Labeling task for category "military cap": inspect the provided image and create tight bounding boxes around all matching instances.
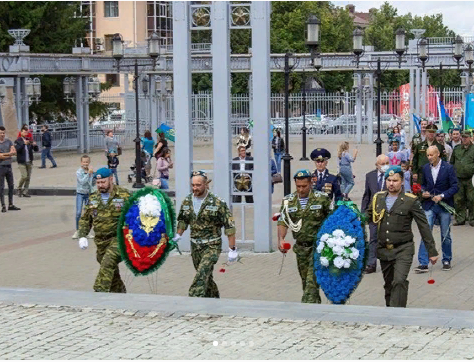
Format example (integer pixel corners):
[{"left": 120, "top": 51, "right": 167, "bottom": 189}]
[
  {"left": 384, "top": 165, "right": 404, "bottom": 179},
  {"left": 94, "top": 167, "right": 112, "bottom": 179},
  {"left": 391, "top": 137, "right": 400, "bottom": 144},
  {"left": 426, "top": 124, "right": 438, "bottom": 133},
  {"left": 191, "top": 170, "right": 208, "bottom": 179},
  {"left": 293, "top": 169, "right": 312, "bottom": 179},
  {"left": 461, "top": 130, "right": 472, "bottom": 137},
  {"left": 310, "top": 148, "right": 331, "bottom": 161}
]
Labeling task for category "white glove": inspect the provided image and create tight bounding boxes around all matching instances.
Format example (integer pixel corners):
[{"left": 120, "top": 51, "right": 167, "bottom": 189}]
[
  {"left": 228, "top": 248, "right": 239, "bottom": 263},
  {"left": 172, "top": 234, "right": 181, "bottom": 243},
  {"left": 78, "top": 237, "right": 88, "bottom": 250}
]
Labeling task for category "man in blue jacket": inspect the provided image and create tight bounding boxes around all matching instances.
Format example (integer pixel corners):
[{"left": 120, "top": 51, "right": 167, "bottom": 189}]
[
  {"left": 310, "top": 148, "right": 342, "bottom": 203},
  {"left": 39, "top": 125, "right": 57, "bottom": 169},
  {"left": 416, "top": 145, "right": 459, "bottom": 273}
]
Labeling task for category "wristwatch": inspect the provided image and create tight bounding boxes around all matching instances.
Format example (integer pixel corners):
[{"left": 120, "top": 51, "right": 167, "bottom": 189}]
[{"left": 440, "top": 194, "right": 444, "bottom": 199}]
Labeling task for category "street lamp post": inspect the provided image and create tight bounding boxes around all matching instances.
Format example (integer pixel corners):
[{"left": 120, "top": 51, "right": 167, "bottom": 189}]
[
  {"left": 353, "top": 27, "right": 406, "bottom": 157},
  {"left": 282, "top": 52, "right": 296, "bottom": 196},
  {"left": 112, "top": 32, "right": 160, "bottom": 189},
  {"left": 301, "top": 14, "right": 321, "bottom": 161}
]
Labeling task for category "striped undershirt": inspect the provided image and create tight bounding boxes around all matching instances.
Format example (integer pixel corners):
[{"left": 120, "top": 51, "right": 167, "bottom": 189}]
[{"left": 299, "top": 197, "right": 309, "bottom": 210}]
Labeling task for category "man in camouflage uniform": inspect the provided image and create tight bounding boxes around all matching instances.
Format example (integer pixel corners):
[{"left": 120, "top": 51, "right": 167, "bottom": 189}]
[
  {"left": 78, "top": 167, "right": 131, "bottom": 293},
  {"left": 412, "top": 124, "right": 447, "bottom": 184},
  {"left": 174, "top": 171, "right": 236, "bottom": 298},
  {"left": 450, "top": 130, "right": 474, "bottom": 226},
  {"left": 411, "top": 118, "right": 428, "bottom": 154},
  {"left": 277, "top": 169, "right": 331, "bottom": 303},
  {"left": 366, "top": 166, "right": 438, "bottom": 308}
]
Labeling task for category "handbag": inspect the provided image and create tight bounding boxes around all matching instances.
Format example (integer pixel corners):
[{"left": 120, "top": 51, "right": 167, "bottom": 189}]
[
  {"left": 272, "top": 173, "right": 283, "bottom": 184},
  {"left": 117, "top": 146, "right": 122, "bottom": 156}
]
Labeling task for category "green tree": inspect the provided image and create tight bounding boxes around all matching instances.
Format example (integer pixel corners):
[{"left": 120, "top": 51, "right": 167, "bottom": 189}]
[{"left": 0, "top": 1, "right": 111, "bottom": 123}]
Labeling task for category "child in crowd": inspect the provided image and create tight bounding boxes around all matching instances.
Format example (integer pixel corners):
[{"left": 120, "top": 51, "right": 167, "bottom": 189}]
[
  {"left": 73, "top": 155, "right": 94, "bottom": 239},
  {"left": 107, "top": 153, "right": 120, "bottom": 185},
  {"left": 388, "top": 139, "right": 407, "bottom": 166},
  {"left": 400, "top": 161, "right": 411, "bottom": 193}
]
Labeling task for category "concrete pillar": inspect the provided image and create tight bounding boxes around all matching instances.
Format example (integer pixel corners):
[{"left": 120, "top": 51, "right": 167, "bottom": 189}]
[
  {"left": 212, "top": 1, "right": 232, "bottom": 251},
  {"left": 415, "top": 68, "right": 421, "bottom": 119},
  {"left": 150, "top": 76, "right": 158, "bottom": 142},
  {"left": 409, "top": 68, "right": 415, "bottom": 139},
  {"left": 367, "top": 73, "right": 374, "bottom": 144},
  {"left": 173, "top": 1, "right": 193, "bottom": 252},
  {"left": 15, "top": 77, "right": 22, "bottom": 129},
  {"left": 421, "top": 69, "right": 427, "bottom": 118},
  {"left": 251, "top": 0, "right": 271, "bottom": 252},
  {"left": 83, "top": 76, "right": 90, "bottom": 153},
  {"left": 76, "top": 76, "right": 84, "bottom": 153},
  {"left": 21, "top": 78, "right": 29, "bottom": 126},
  {"left": 355, "top": 73, "right": 362, "bottom": 144}
]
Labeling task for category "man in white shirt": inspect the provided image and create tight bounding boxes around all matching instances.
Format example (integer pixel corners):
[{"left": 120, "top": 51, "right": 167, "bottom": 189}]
[{"left": 232, "top": 145, "right": 254, "bottom": 203}]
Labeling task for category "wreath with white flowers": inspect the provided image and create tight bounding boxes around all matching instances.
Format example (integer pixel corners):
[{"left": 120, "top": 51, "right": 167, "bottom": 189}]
[{"left": 317, "top": 229, "right": 360, "bottom": 271}]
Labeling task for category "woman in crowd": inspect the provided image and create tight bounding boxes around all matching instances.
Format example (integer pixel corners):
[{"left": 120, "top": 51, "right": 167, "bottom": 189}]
[
  {"left": 156, "top": 147, "right": 173, "bottom": 190},
  {"left": 337, "top": 141, "right": 357, "bottom": 200},
  {"left": 153, "top": 131, "right": 168, "bottom": 160},
  {"left": 237, "top": 127, "right": 252, "bottom": 157},
  {"left": 271, "top": 129, "right": 284, "bottom": 174},
  {"left": 141, "top": 130, "right": 155, "bottom": 177}
]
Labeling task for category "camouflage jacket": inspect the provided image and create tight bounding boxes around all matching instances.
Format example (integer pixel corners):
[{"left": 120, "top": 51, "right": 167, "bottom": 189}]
[
  {"left": 450, "top": 143, "right": 474, "bottom": 179},
  {"left": 277, "top": 190, "right": 331, "bottom": 244},
  {"left": 78, "top": 185, "right": 131, "bottom": 240},
  {"left": 177, "top": 192, "right": 236, "bottom": 242},
  {"left": 412, "top": 139, "right": 446, "bottom": 175}
]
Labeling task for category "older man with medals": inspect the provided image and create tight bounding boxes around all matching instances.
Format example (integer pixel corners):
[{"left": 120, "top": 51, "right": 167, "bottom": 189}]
[
  {"left": 366, "top": 166, "right": 438, "bottom": 308},
  {"left": 310, "top": 148, "right": 342, "bottom": 203},
  {"left": 277, "top": 169, "right": 331, "bottom": 303}
]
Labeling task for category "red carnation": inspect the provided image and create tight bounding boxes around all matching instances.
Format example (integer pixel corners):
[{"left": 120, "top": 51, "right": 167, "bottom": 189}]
[
  {"left": 282, "top": 242, "right": 291, "bottom": 250},
  {"left": 427, "top": 279, "right": 435, "bottom": 284},
  {"left": 219, "top": 268, "right": 226, "bottom": 273},
  {"left": 412, "top": 183, "right": 422, "bottom": 194}
]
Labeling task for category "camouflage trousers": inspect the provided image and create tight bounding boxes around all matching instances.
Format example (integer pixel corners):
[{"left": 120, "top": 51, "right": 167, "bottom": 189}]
[
  {"left": 293, "top": 243, "right": 321, "bottom": 304},
  {"left": 454, "top": 178, "right": 474, "bottom": 225},
  {"left": 189, "top": 242, "right": 222, "bottom": 298},
  {"left": 94, "top": 237, "right": 126, "bottom": 293}
]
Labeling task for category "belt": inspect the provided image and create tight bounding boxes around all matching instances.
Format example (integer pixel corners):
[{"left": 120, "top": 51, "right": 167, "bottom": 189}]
[
  {"left": 191, "top": 237, "right": 221, "bottom": 245},
  {"left": 296, "top": 241, "right": 313, "bottom": 248},
  {"left": 383, "top": 239, "right": 411, "bottom": 250}
]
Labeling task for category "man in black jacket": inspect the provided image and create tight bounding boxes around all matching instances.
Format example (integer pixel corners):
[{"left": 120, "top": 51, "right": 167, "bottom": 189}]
[
  {"left": 232, "top": 145, "right": 254, "bottom": 203},
  {"left": 39, "top": 125, "right": 57, "bottom": 169},
  {"left": 15, "top": 128, "right": 39, "bottom": 197},
  {"left": 361, "top": 154, "right": 390, "bottom": 274}
]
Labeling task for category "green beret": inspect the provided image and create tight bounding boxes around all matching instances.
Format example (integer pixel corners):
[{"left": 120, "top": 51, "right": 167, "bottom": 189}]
[
  {"left": 436, "top": 129, "right": 445, "bottom": 135},
  {"left": 293, "top": 169, "right": 312, "bottom": 179},
  {"left": 94, "top": 167, "right": 112, "bottom": 179},
  {"left": 384, "top": 166, "right": 404, "bottom": 180},
  {"left": 191, "top": 170, "right": 208, "bottom": 179}
]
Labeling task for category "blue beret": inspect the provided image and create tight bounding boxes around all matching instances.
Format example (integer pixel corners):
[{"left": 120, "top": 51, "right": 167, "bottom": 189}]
[
  {"left": 384, "top": 166, "right": 404, "bottom": 179},
  {"left": 293, "top": 169, "right": 312, "bottom": 179},
  {"left": 310, "top": 148, "right": 331, "bottom": 161},
  {"left": 94, "top": 167, "right": 112, "bottom": 179},
  {"left": 390, "top": 137, "right": 400, "bottom": 144}
]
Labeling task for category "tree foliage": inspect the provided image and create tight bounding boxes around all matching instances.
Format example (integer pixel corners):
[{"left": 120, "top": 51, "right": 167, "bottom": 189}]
[
  {"left": 0, "top": 1, "right": 111, "bottom": 123},
  {"left": 364, "top": 2, "right": 459, "bottom": 90}
]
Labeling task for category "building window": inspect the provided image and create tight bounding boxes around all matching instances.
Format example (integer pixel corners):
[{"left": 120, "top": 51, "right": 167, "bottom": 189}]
[
  {"left": 104, "top": 34, "right": 114, "bottom": 51},
  {"left": 106, "top": 74, "right": 120, "bottom": 87},
  {"left": 104, "top": 1, "right": 119, "bottom": 17}
]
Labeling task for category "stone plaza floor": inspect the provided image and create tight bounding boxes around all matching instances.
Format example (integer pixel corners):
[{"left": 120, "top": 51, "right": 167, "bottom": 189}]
[{"left": 2, "top": 137, "right": 474, "bottom": 359}]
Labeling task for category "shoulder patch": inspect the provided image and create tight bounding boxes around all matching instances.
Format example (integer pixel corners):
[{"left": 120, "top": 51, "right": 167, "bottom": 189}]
[
  {"left": 284, "top": 192, "right": 296, "bottom": 201},
  {"left": 313, "top": 191, "right": 328, "bottom": 198},
  {"left": 405, "top": 192, "right": 417, "bottom": 199}
]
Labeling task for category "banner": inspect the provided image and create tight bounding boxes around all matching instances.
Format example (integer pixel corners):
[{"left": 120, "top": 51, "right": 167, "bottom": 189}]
[
  {"left": 465, "top": 94, "right": 474, "bottom": 131},
  {"left": 437, "top": 94, "right": 455, "bottom": 132},
  {"left": 155, "top": 124, "right": 175, "bottom": 142}
]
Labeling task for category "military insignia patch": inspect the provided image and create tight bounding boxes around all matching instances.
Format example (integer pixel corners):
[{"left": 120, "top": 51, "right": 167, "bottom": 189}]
[{"left": 310, "top": 205, "right": 322, "bottom": 210}]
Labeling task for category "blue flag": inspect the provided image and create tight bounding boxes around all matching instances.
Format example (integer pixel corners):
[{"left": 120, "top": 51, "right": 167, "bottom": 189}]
[
  {"left": 413, "top": 114, "right": 421, "bottom": 133},
  {"left": 155, "top": 124, "right": 175, "bottom": 142},
  {"left": 465, "top": 94, "right": 474, "bottom": 131}
]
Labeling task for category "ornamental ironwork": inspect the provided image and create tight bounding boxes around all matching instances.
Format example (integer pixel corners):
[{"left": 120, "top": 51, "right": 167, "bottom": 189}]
[
  {"left": 191, "top": 5, "right": 211, "bottom": 29},
  {"left": 231, "top": 4, "right": 251, "bottom": 28}
]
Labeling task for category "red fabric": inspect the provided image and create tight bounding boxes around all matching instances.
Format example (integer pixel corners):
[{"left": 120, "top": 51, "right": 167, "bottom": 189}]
[
  {"left": 412, "top": 183, "right": 422, "bottom": 194},
  {"left": 17, "top": 131, "right": 33, "bottom": 141},
  {"left": 123, "top": 227, "right": 168, "bottom": 272}
]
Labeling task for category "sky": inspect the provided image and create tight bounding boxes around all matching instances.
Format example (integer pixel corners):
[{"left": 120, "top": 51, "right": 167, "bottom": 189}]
[{"left": 332, "top": 1, "right": 474, "bottom": 36}]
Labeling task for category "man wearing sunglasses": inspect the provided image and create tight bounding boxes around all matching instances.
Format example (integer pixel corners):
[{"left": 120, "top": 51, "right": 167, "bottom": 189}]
[{"left": 310, "top": 148, "right": 342, "bottom": 203}]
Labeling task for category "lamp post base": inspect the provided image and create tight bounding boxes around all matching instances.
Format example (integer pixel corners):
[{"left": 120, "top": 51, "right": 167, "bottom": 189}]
[
  {"left": 282, "top": 153, "right": 293, "bottom": 196},
  {"left": 375, "top": 138, "right": 383, "bottom": 157},
  {"left": 300, "top": 157, "right": 310, "bottom": 161},
  {"left": 132, "top": 182, "right": 145, "bottom": 189}
]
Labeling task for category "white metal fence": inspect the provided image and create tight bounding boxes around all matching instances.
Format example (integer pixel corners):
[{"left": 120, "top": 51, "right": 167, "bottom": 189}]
[{"left": 38, "top": 88, "right": 465, "bottom": 151}]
